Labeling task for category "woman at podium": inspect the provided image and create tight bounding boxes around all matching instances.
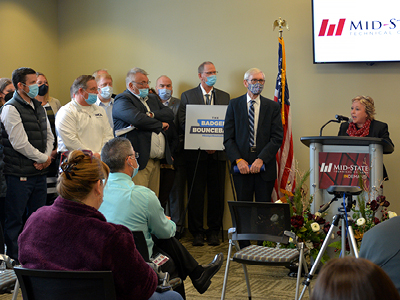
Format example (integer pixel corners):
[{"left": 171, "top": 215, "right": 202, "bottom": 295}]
[{"left": 338, "top": 95, "right": 394, "bottom": 180}]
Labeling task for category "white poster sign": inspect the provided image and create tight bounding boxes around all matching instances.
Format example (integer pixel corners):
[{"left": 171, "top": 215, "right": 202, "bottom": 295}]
[{"left": 184, "top": 105, "right": 228, "bottom": 150}]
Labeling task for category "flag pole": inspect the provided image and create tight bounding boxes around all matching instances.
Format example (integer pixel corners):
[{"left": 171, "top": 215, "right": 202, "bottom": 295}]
[{"left": 273, "top": 17, "right": 289, "bottom": 125}]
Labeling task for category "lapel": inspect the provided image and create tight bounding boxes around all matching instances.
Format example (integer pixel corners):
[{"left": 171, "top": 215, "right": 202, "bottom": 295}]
[
  {"left": 195, "top": 85, "right": 205, "bottom": 105},
  {"left": 258, "top": 96, "right": 268, "bottom": 134},
  {"left": 123, "top": 89, "right": 146, "bottom": 112}
]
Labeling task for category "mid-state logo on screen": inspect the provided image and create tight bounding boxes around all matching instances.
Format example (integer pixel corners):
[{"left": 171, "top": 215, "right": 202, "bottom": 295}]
[
  {"left": 318, "top": 18, "right": 400, "bottom": 37},
  {"left": 318, "top": 19, "right": 346, "bottom": 36}
]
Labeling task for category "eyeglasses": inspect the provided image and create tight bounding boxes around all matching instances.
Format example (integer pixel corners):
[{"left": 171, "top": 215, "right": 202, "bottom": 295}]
[
  {"left": 132, "top": 81, "right": 150, "bottom": 87},
  {"left": 203, "top": 71, "right": 218, "bottom": 76},
  {"left": 128, "top": 152, "right": 139, "bottom": 159},
  {"left": 247, "top": 79, "right": 265, "bottom": 84}
]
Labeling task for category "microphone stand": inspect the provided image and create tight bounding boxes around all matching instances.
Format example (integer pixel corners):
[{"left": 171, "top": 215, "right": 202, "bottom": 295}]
[{"left": 319, "top": 119, "right": 339, "bottom": 136}]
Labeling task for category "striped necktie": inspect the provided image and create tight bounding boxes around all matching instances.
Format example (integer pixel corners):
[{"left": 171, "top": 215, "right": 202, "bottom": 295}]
[{"left": 249, "top": 100, "right": 255, "bottom": 146}]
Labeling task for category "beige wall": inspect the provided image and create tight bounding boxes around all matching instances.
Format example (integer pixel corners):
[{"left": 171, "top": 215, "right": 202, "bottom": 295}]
[{"left": 2, "top": 0, "right": 400, "bottom": 229}]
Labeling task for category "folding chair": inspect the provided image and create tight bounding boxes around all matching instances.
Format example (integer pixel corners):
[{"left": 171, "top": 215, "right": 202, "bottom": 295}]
[
  {"left": 13, "top": 267, "right": 116, "bottom": 300},
  {"left": 221, "top": 201, "right": 308, "bottom": 300}
]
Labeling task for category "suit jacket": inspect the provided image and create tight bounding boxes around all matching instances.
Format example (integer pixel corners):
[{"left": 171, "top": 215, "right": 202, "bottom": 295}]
[
  {"left": 224, "top": 94, "right": 283, "bottom": 181},
  {"left": 113, "top": 90, "right": 174, "bottom": 169},
  {"left": 178, "top": 84, "right": 230, "bottom": 161},
  {"left": 338, "top": 119, "right": 394, "bottom": 180}
]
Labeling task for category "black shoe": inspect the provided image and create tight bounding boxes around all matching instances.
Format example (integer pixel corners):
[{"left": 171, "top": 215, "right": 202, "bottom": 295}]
[
  {"left": 192, "top": 253, "right": 223, "bottom": 294},
  {"left": 192, "top": 234, "right": 204, "bottom": 246},
  {"left": 207, "top": 234, "right": 220, "bottom": 246}
]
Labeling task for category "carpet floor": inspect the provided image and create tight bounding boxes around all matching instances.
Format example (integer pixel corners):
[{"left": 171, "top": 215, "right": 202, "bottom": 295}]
[{"left": 0, "top": 234, "right": 316, "bottom": 300}]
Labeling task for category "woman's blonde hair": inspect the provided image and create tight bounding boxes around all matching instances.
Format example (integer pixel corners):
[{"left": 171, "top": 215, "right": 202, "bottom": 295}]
[
  {"left": 352, "top": 95, "right": 375, "bottom": 120},
  {"left": 57, "top": 150, "right": 109, "bottom": 202}
]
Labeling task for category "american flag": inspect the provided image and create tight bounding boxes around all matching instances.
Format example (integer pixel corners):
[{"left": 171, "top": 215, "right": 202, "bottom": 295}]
[{"left": 272, "top": 37, "right": 296, "bottom": 201}]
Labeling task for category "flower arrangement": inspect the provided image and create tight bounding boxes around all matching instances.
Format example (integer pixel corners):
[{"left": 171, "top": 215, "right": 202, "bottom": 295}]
[{"left": 267, "top": 167, "right": 331, "bottom": 263}]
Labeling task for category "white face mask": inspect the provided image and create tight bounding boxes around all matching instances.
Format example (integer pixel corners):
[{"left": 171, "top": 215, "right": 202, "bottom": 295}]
[{"left": 100, "top": 86, "right": 113, "bottom": 100}]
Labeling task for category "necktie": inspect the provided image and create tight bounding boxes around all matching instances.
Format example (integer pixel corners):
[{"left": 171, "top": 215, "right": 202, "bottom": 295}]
[
  {"left": 249, "top": 100, "right": 255, "bottom": 146},
  {"left": 206, "top": 94, "right": 211, "bottom": 105}
]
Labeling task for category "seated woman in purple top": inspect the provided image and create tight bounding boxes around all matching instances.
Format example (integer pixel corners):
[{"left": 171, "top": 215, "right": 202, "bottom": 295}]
[{"left": 18, "top": 150, "right": 182, "bottom": 300}]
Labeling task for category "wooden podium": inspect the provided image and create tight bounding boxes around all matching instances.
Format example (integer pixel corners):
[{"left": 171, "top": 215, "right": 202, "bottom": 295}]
[{"left": 301, "top": 136, "right": 394, "bottom": 212}]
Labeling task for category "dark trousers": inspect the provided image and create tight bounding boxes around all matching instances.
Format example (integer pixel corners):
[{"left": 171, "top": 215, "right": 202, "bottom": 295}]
[
  {"left": 232, "top": 153, "right": 275, "bottom": 203},
  {"left": 159, "top": 167, "right": 176, "bottom": 210},
  {"left": 186, "top": 155, "right": 225, "bottom": 236},
  {"left": 153, "top": 236, "right": 198, "bottom": 299},
  {"left": 4, "top": 175, "right": 47, "bottom": 260},
  {"left": 169, "top": 163, "right": 186, "bottom": 228}
]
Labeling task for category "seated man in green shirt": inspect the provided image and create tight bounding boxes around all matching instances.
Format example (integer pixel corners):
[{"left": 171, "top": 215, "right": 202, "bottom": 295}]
[{"left": 99, "top": 137, "right": 223, "bottom": 299}]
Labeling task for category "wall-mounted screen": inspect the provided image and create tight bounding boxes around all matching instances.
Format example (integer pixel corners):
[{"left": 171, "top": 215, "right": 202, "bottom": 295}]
[{"left": 312, "top": 0, "right": 400, "bottom": 63}]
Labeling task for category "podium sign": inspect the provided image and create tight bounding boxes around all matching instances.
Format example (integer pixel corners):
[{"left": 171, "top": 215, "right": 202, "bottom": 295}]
[
  {"left": 184, "top": 105, "right": 228, "bottom": 151},
  {"left": 318, "top": 152, "right": 370, "bottom": 189}
]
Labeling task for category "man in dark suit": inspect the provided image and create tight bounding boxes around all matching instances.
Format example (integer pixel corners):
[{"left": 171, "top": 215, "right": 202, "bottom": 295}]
[
  {"left": 179, "top": 61, "right": 230, "bottom": 246},
  {"left": 156, "top": 76, "right": 185, "bottom": 228},
  {"left": 112, "top": 68, "right": 174, "bottom": 196},
  {"left": 224, "top": 68, "right": 283, "bottom": 203}
]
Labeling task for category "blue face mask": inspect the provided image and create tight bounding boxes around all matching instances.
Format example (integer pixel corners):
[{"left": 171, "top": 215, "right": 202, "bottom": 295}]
[
  {"left": 22, "top": 83, "right": 39, "bottom": 98},
  {"left": 205, "top": 75, "right": 217, "bottom": 87},
  {"left": 158, "top": 88, "right": 172, "bottom": 101},
  {"left": 85, "top": 92, "right": 98, "bottom": 105},
  {"left": 100, "top": 86, "right": 113, "bottom": 100},
  {"left": 138, "top": 88, "right": 149, "bottom": 99},
  {"left": 248, "top": 83, "right": 264, "bottom": 95},
  {"left": 128, "top": 159, "right": 139, "bottom": 178}
]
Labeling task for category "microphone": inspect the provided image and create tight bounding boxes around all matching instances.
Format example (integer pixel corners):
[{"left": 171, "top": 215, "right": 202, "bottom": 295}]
[{"left": 335, "top": 115, "right": 349, "bottom": 122}]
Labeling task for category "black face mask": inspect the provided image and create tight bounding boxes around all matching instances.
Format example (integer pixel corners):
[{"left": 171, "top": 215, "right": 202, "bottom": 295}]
[
  {"left": 4, "top": 91, "right": 14, "bottom": 102},
  {"left": 38, "top": 84, "right": 49, "bottom": 96}
]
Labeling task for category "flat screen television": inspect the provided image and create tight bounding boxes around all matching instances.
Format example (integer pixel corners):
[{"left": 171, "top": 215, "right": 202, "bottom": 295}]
[{"left": 312, "top": 0, "right": 400, "bottom": 64}]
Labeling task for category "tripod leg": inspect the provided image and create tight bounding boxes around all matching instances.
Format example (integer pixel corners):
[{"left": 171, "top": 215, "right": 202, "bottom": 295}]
[
  {"left": 298, "top": 214, "right": 340, "bottom": 300},
  {"left": 347, "top": 225, "right": 359, "bottom": 258}
]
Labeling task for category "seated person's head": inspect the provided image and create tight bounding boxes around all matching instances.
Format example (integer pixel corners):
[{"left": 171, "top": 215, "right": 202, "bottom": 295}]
[
  {"left": 101, "top": 137, "right": 138, "bottom": 175},
  {"left": 58, "top": 150, "right": 109, "bottom": 208},
  {"left": 311, "top": 257, "right": 400, "bottom": 300}
]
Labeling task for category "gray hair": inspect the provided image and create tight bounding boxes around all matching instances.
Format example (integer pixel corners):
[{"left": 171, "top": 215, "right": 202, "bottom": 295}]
[
  {"left": 101, "top": 137, "right": 133, "bottom": 173},
  {"left": 198, "top": 61, "right": 214, "bottom": 74},
  {"left": 244, "top": 68, "right": 264, "bottom": 80},
  {"left": 125, "top": 68, "right": 148, "bottom": 87},
  {"left": 70, "top": 75, "right": 95, "bottom": 98}
]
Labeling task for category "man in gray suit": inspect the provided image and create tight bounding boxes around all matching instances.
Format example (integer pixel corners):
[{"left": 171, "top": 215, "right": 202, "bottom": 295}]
[
  {"left": 155, "top": 76, "right": 185, "bottom": 227},
  {"left": 178, "top": 61, "right": 230, "bottom": 246}
]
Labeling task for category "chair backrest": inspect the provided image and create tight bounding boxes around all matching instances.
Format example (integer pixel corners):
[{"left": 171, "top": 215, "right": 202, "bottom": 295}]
[
  {"left": 13, "top": 267, "right": 116, "bottom": 300},
  {"left": 228, "top": 201, "right": 291, "bottom": 244},
  {"left": 132, "top": 231, "right": 150, "bottom": 262}
]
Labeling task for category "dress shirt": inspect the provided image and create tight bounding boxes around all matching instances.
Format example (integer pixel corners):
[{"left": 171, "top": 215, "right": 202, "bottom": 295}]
[
  {"left": 247, "top": 94, "right": 260, "bottom": 146},
  {"left": 1, "top": 100, "right": 54, "bottom": 163},
  {"left": 99, "top": 172, "right": 176, "bottom": 257},
  {"left": 95, "top": 97, "right": 114, "bottom": 129},
  {"left": 130, "top": 91, "right": 165, "bottom": 159},
  {"left": 200, "top": 84, "right": 214, "bottom": 105},
  {"left": 55, "top": 99, "right": 114, "bottom": 153}
]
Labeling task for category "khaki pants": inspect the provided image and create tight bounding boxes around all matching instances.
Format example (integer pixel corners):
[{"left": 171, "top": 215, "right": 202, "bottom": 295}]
[{"left": 133, "top": 159, "right": 160, "bottom": 197}]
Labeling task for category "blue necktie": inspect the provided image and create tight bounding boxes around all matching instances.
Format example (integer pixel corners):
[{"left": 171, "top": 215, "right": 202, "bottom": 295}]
[{"left": 249, "top": 100, "right": 255, "bottom": 146}]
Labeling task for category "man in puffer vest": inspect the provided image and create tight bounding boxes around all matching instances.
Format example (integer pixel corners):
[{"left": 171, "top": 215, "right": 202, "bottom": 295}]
[{"left": 0, "top": 67, "right": 54, "bottom": 261}]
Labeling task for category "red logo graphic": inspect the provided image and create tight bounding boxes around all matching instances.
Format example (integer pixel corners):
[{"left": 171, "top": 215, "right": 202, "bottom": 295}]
[{"left": 319, "top": 19, "right": 346, "bottom": 36}]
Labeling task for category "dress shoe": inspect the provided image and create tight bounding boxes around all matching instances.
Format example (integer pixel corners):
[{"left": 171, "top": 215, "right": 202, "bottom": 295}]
[
  {"left": 192, "top": 234, "right": 204, "bottom": 246},
  {"left": 192, "top": 253, "right": 223, "bottom": 294},
  {"left": 207, "top": 234, "right": 220, "bottom": 246}
]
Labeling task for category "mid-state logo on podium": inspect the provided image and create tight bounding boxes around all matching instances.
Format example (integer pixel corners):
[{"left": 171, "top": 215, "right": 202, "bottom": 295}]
[
  {"left": 318, "top": 152, "right": 370, "bottom": 189},
  {"left": 318, "top": 19, "right": 346, "bottom": 36}
]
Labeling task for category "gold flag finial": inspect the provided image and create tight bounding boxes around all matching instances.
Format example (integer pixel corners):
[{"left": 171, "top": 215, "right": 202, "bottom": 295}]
[{"left": 273, "top": 17, "right": 289, "bottom": 38}]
